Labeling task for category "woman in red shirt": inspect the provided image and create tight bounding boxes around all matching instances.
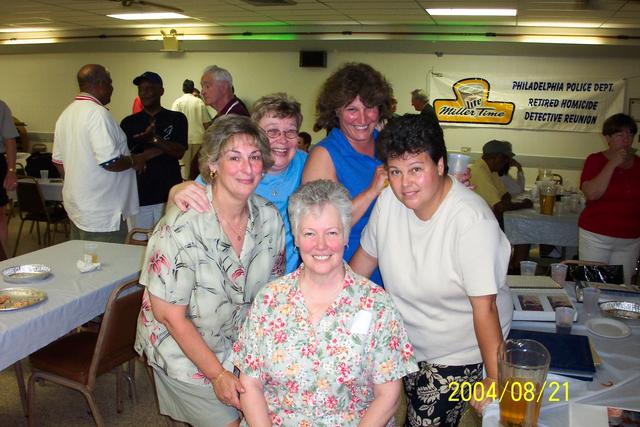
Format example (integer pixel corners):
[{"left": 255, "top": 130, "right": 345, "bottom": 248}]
[{"left": 579, "top": 113, "right": 640, "bottom": 284}]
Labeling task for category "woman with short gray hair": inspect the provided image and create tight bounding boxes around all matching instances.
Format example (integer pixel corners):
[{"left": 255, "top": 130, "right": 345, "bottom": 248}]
[
  {"left": 233, "top": 180, "right": 417, "bottom": 426},
  {"left": 172, "top": 92, "right": 310, "bottom": 274},
  {"left": 136, "top": 115, "right": 285, "bottom": 427}
]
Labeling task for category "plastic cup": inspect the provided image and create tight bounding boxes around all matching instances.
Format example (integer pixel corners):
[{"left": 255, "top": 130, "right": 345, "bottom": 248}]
[
  {"left": 498, "top": 339, "right": 550, "bottom": 427},
  {"left": 447, "top": 153, "right": 471, "bottom": 181},
  {"left": 550, "top": 263, "right": 568, "bottom": 285},
  {"left": 582, "top": 287, "right": 601, "bottom": 319},
  {"left": 520, "top": 261, "right": 537, "bottom": 276},
  {"left": 537, "top": 181, "right": 556, "bottom": 215},
  {"left": 40, "top": 170, "right": 49, "bottom": 180},
  {"left": 83, "top": 242, "right": 98, "bottom": 264},
  {"left": 555, "top": 307, "right": 574, "bottom": 334}
]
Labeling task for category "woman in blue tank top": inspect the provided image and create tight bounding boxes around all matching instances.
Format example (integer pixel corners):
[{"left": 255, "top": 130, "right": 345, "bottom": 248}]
[{"left": 301, "top": 63, "right": 394, "bottom": 286}]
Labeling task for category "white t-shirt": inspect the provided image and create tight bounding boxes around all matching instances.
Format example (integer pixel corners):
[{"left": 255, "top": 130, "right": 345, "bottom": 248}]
[
  {"left": 171, "top": 93, "right": 208, "bottom": 146},
  {"left": 52, "top": 93, "right": 139, "bottom": 232},
  {"left": 360, "top": 177, "right": 513, "bottom": 365}
]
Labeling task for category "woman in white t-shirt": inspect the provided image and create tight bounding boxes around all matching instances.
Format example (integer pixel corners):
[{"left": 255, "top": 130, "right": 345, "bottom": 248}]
[{"left": 350, "top": 114, "right": 512, "bottom": 427}]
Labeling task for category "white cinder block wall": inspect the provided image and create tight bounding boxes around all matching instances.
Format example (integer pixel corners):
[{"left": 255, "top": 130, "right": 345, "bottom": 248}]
[{"left": 1, "top": 50, "right": 639, "bottom": 189}]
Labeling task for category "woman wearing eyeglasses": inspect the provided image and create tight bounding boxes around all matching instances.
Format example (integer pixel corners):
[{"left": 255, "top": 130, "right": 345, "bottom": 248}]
[
  {"left": 170, "top": 93, "right": 307, "bottom": 273},
  {"left": 579, "top": 113, "right": 640, "bottom": 284}
]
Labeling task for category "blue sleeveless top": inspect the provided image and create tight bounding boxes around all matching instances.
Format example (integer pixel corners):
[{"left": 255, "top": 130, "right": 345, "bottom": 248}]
[
  {"left": 318, "top": 128, "right": 383, "bottom": 286},
  {"left": 256, "top": 150, "right": 308, "bottom": 274}
]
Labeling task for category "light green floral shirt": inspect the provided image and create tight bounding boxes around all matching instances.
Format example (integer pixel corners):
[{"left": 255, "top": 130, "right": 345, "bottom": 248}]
[
  {"left": 233, "top": 263, "right": 418, "bottom": 426},
  {"left": 135, "top": 187, "right": 285, "bottom": 385}
]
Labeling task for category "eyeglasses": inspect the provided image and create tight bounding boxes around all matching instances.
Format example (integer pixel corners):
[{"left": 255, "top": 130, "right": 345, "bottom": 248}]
[{"left": 265, "top": 128, "right": 298, "bottom": 140}]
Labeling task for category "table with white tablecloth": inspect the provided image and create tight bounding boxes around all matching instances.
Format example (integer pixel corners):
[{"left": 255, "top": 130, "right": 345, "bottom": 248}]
[
  {"left": 0, "top": 240, "right": 145, "bottom": 370},
  {"left": 482, "top": 283, "right": 640, "bottom": 426}
]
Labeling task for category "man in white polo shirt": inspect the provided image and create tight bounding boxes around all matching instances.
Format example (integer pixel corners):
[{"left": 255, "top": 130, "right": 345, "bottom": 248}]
[{"left": 52, "top": 64, "right": 145, "bottom": 243}]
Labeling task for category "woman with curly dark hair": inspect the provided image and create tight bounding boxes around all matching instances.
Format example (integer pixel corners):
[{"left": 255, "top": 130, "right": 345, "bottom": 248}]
[
  {"left": 351, "top": 114, "right": 512, "bottom": 426},
  {"left": 302, "top": 62, "right": 394, "bottom": 285}
]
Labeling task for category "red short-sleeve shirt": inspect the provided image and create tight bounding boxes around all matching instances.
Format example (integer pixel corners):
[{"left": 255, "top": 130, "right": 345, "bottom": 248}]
[{"left": 578, "top": 152, "right": 640, "bottom": 238}]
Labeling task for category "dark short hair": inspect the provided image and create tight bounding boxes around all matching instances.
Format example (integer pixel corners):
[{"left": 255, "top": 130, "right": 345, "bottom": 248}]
[
  {"left": 182, "top": 79, "right": 195, "bottom": 93},
  {"left": 299, "top": 131, "right": 312, "bottom": 145},
  {"left": 377, "top": 114, "right": 448, "bottom": 173},
  {"left": 314, "top": 62, "right": 394, "bottom": 131},
  {"left": 602, "top": 113, "right": 637, "bottom": 136}
]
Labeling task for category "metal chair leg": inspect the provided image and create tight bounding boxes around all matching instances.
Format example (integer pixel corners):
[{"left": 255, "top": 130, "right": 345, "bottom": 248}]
[
  {"left": 13, "top": 361, "right": 28, "bottom": 417},
  {"left": 12, "top": 218, "right": 26, "bottom": 257}
]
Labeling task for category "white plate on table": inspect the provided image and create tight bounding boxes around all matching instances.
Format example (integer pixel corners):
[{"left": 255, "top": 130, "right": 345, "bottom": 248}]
[{"left": 586, "top": 317, "right": 631, "bottom": 338}]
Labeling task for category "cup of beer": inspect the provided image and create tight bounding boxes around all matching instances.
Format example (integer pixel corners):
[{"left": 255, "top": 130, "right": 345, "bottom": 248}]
[
  {"left": 498, "top": 339, "right": 550, "bottom": 427},
  {"left": 537, "top": 181, "right": 556, "bottom": 215}
]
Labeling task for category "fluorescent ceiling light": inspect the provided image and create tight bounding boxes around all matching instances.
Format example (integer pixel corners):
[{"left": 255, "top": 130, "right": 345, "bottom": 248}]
[
  {"left": 427, "top": 8, "right": 517, "bottom": 16},
  {"left": 108, "top": 12, "right": 190, "bottom": 20},
  {"left": 520, "top": 35, "right": 603, "bottom": 45},
  {"left": 3, "top": 38, "right": 56, "bottom": 45}
]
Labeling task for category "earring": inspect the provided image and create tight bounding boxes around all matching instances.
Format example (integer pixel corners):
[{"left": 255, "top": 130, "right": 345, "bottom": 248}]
[{"left": 210, "top": 170, "right": 217, "bottom": 180}]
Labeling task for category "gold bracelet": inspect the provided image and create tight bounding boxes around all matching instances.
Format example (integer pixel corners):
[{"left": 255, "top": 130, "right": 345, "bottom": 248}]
[{"left": 128, "top": 155, "right": 134, "bottom": 169}]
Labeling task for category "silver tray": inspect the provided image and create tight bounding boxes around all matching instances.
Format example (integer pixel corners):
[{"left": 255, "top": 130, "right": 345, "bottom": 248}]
[
  {"left": 0, "top": 287, "right": 47, "bottom": 311},
  {"left": 2, "top": 264, "right": 52, "bottom": 283},
  {"left": 599, "top": 301, "right": 640, "bottom": 320}
]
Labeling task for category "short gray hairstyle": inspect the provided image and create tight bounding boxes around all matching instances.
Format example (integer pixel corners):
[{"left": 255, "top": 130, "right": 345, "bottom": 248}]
[
  {"left": 198, "top": 115, "right": 273, "bottom": 183},
  {"left": 288, "top": 180, "right": 352, "bottom": 242},
  {"left": 411, "top": 88, "right": 428, "bottom": 103},
  {"left": 251, "top": 92, "right": 303, "bottom": 129},
  {"left": 202, "top": 65, "right": 233, "bottom": 87}
]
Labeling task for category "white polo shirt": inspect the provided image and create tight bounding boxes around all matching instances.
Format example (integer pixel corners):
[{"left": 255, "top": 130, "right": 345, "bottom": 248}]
[{"left": 52, "top": 93, "right": 139, "bottom": 232}]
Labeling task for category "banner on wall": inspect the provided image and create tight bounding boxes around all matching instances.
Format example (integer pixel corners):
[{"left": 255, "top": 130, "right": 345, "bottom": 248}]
[{"left": 430, "top": 74, "right": 625, "bottom": 133}]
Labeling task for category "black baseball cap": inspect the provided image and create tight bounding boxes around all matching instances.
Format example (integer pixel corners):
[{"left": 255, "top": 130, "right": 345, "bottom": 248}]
[{"left": 133, "top": 71, "right": 163, "bottom": 86}]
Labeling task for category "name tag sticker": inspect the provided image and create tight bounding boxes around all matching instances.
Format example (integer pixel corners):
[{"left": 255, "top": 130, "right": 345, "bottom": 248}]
[{"left": 350, "top": 310, "right": 372, "bottom": 334}]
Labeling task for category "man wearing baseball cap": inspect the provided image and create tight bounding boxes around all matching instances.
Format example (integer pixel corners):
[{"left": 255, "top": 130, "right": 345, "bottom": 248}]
[
  {"left": 470, "top": 140, "right": 533, "bottom": 223},
  {"left": 120, "top": 71, "right": 187, "bottom": 229}
]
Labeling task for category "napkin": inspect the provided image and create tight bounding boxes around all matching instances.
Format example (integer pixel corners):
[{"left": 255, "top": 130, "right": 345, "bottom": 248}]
[{"left": 76, "top": 259, "right": 101, "bottom": 273}]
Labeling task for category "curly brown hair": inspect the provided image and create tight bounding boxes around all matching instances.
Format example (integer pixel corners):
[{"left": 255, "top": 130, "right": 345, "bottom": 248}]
[{"left": 314, "top": 63, "right": 394, "bottom": 131}]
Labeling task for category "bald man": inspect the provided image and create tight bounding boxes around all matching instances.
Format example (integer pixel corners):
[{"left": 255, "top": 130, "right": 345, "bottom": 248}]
[{"left": 52, "top": 64, "right": 146, "bottom": 243}]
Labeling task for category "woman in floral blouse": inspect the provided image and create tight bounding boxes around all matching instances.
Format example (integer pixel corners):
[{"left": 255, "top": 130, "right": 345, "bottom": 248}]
[
  {"left": 233, "top": 180, "right": 417, "bottom": 427},
  {"left": 135, "top": 115, "right": 285, "bottom": 427}
]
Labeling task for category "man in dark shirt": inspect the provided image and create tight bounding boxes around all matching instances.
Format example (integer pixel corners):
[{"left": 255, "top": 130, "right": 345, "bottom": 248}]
[
  {"left": 189, "top": 65, "right": 249, "bottom": 179},
  {"left": 120, "top": 71, "right": 187, "bottom": 229}
]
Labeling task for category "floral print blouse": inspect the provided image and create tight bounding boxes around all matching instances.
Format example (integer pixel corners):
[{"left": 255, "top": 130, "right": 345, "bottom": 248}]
[
  {"left": 232, "top": 263, "right": 417, "bottom": 427},
  {"left": 135, "top": 188, "right": 285, "bottom": 385}
]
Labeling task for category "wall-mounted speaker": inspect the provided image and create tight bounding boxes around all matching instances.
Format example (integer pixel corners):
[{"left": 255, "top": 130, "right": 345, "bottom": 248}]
[{"left": 299, "top": 50, "right": 327, "bottom": 68}]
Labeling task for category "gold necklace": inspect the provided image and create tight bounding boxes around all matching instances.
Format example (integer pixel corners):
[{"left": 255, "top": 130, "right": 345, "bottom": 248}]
[{"left": 216, "top": 206, "right": 248, "bottom": 243}]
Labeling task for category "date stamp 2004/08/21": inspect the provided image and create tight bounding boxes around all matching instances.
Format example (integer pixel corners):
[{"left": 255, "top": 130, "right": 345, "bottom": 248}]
[{"left": 448, "top": 380, "right": 570, "bottom": 403}]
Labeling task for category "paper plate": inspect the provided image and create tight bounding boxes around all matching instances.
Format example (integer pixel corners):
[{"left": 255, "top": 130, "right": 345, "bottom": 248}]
[{"left": 586, "top": 317, "right": 631, "bottom": 339}]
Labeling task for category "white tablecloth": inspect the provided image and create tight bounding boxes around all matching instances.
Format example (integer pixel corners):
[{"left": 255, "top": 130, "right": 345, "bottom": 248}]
[
  {"left": 483, "top": 283, "right": 640, "bottom": 426},
  {"left": 9, "top": 178, "right": 63, "bottom": 202},
  {"left": 504, "top": 208, "right": 579, "bottom": 247},
  {"left": 0, "top": 240, "right": 145, "bottom": 370},
  {"left": 37, "top": 179, "right": 63, "bottom": 202}
]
